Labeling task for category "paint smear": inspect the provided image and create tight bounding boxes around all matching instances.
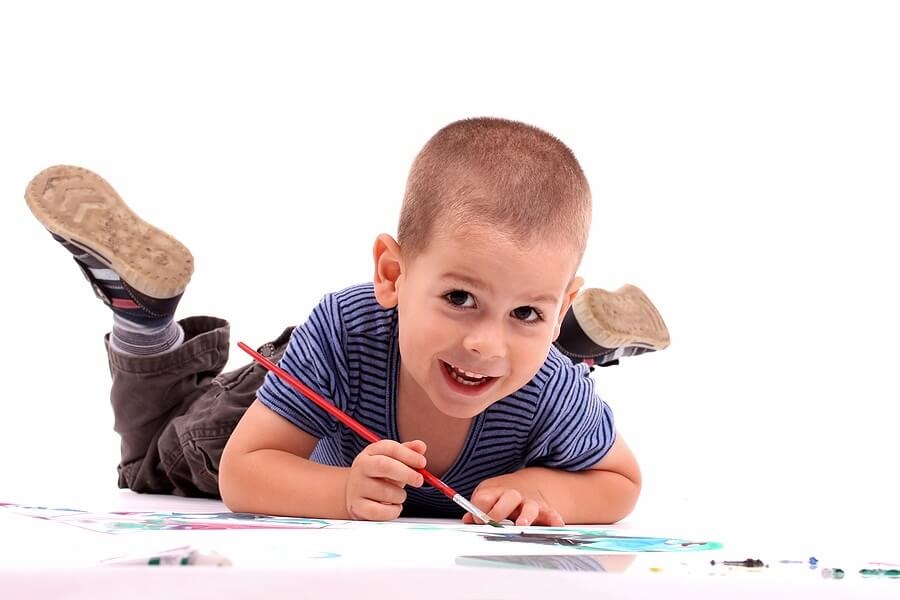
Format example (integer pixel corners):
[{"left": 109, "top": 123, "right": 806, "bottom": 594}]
[
  {"left": 0, "top": 503, "right": 335, "bottom": 533},
  {"left": 479, "top": 529, "right": 723, "bottom": 552},
  {"left": 456, "top": 553, "right": 635, "bottom": 572}
]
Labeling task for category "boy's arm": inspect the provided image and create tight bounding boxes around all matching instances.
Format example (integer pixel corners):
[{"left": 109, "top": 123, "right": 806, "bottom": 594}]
[
  {"left": 464, "top": 434, "right": 641, "bottom": 525},
  {"left": 220, "top": 400, "right": 426, "bottom": 519},
  {"left": 219, "top": 400, "right": 352, "bottom": 518}
]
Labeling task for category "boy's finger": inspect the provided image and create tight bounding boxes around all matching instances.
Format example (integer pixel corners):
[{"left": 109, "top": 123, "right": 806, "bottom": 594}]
[
  {"left": 515, "top": 500, "right": 540, "bottom": 526},
  {"left": 366, "top": 440, "right": 427, "bottom": 469},
  {"left": 485, "top": 489, "right": 523, "bottom": 522},
  {"left": 401, "top": 439, "right": 427, "bottom": 455},
  {"left": 360, "top": 479, "right": 408, "bottom": 506},
  {"left": 535, "top": 507, "right": 565, "bottom": 527},
  {"left": 349, "top": 497, "right": 403, "bottom": 522},
  {"left": 363, "top": 454, "right": 424, "bottom": 488},
  {"left": 470, "top": 486, "right": 505, "bottom": 512}
]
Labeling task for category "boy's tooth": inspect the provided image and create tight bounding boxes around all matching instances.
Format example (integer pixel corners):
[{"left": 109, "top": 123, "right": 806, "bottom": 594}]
[
  {"left": 454, "top": 365, "right": 485, "bottom": 379},
  {"left": 447, "top": 362, "right": 489, "bottom": 381},
  {"left": 447, "top": 365, "right": 488, "bottom": 386}
]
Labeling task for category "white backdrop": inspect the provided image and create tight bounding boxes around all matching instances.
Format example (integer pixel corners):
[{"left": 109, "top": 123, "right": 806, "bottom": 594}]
[{"left": 1, "top": 1, "right": 898, "bottom": 535}]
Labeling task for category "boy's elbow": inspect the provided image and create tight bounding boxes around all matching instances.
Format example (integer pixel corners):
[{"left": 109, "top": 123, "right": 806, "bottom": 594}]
[
  {"left": 615, "top": 462, "right": 642, "bottom": 520},
  {"left": 218, "top": 441, "right": 248, "bottom": 512},
  {"left": 610, "top": 477, "right": 642, "bottom": 523},
  {"left": 592, "top": 469, "right": 641, "bottom": 524}
]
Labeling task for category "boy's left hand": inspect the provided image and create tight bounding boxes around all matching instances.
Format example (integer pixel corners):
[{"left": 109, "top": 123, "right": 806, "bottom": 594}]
[{"left": 461, "top": 473, "right": 565, "bottom": 526}]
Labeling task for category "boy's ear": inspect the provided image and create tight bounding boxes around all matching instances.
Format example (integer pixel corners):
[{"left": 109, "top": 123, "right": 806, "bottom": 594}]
[
  {"left": 554, "top": 276, "right": 584, "bottom": 342},
  {"left": 373, "top": 233, "right": 403, "bottom": 308}
]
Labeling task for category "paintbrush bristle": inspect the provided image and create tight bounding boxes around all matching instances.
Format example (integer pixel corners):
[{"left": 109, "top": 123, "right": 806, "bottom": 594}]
[{"left": 453, "top": 494, "right": 504, "bottom": 528}]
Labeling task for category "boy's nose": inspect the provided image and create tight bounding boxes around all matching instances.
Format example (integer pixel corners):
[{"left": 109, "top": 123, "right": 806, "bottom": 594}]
[{"left": 462, "top": 320, "right": 506, "bottom": 359}]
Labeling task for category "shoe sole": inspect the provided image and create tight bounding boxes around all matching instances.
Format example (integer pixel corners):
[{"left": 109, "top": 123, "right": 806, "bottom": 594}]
[
  {"left": 573, "top": 284, "right": 671, "bottom": 351},
  {"left": 25, "top": 165, "right": 193, "bottom": 299}
]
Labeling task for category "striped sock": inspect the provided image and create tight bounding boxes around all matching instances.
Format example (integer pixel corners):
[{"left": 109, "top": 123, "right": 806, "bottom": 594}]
[{"left": 110, "top": 313, "right": 185, "bottom": 356}]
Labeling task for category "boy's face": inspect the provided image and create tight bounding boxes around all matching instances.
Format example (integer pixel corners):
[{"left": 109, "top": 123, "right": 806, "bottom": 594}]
[{"left": 383, "top": 228, "right": 582, "bottom": 420}]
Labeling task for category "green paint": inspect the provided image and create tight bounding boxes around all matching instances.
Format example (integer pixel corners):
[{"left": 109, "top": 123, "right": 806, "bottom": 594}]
[{"left": 859, "top": 568, "right": 900, "bottom": 578}]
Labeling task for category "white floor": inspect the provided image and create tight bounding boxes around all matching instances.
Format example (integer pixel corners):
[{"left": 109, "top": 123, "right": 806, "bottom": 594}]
[{"left": 2, "top": 490, "right": 899, "bottom": 599}]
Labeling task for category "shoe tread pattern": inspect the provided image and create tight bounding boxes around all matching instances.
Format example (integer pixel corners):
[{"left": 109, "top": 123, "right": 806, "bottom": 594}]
[
  {"left": 574, "top": 284, "right": 670, "bottom": 350},
  {"left": 25, "top": 165, "right": 193, "bottom": 299}
]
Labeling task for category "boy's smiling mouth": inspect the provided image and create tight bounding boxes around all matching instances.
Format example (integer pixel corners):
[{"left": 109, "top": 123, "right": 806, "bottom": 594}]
[{"left": 440, "top": 360, "right": 496, "bottom": 387}]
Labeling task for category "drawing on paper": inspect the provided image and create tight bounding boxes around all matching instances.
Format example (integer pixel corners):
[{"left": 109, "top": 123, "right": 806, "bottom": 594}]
[
  {"left": 456, "top": 553, "right": 637, "bottom": 572},
  {"left": 1, "top": 502, "right": 721, "bottom": 555},
  {"left": 0, "top": 502, "right": 338, "bottom": 533},
  {"left": 478, "top": 529, "right": 723, "bottom": 552}
]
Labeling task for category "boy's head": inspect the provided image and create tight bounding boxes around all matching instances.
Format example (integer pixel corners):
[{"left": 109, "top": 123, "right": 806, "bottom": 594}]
[
  {"left": 396, "top": 117, "right": 591, "bottom": 266},
  {"left": 374, "top": 117, "right": 592, "bottom": 419}
]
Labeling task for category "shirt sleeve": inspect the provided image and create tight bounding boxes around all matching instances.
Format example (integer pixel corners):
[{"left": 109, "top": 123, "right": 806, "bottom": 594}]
[
  {"left": 524, "top": 360, "right": 616, "bottom": 470},
  {"left": 256, "top": 293, "right": 348, "bottom": 439}
]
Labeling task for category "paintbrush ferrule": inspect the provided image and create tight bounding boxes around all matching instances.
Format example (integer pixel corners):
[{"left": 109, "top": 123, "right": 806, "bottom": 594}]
[{"left": 452, "top": 494, "right": 502, "bottom": 528}]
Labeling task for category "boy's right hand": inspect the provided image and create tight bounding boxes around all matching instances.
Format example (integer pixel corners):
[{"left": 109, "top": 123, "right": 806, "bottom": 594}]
[{"left": 345, "top": 439, "right": 427, "bottom": 521}]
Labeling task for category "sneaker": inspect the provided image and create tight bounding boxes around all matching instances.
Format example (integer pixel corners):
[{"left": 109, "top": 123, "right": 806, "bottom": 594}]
[
  {"left": 25, "top": 165, "right": 193, "bottom": 323},
  {"left": 554, "top": 284, "right": 670, "bottom": 368}
]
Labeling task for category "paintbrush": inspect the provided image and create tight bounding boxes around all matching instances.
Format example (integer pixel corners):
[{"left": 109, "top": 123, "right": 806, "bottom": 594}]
[{"left": 237, "top": 341, "right": 502, "bottom": 527}]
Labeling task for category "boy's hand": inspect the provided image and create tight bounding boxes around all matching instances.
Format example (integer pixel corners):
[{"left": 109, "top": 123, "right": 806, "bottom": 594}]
[
  {"left": 462, "top": 473, "right": 565, "bottom": 527},
  {"left": 345, "top": 439, "right": 426, "bottom": 521}
]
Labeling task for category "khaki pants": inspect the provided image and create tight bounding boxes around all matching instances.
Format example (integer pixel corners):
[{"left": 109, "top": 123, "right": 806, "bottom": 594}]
[{"left": 107, "top": 316, "right": 293, "bottom": 497}]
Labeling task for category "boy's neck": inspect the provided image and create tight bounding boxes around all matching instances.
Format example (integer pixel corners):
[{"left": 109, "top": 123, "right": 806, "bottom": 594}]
[{"left": 396, "top": 361, "right": 473, "bottom": 478}]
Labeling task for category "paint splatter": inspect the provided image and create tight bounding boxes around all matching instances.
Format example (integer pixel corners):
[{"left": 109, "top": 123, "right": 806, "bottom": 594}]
[
  {"left": 859, "top": 568, "right": 900, "bottom": 578},
  {"left": 456, "top": 553, "right": 635, "bottom": 572},
  {"left": 719, "top": 558, "right": 766, "bottom": 568},
  {"left": 0, "top": 503, "right": 336, "bottom": 533},
  {"left": 479, "top": 529, "right": 722, "bottom": 552}
]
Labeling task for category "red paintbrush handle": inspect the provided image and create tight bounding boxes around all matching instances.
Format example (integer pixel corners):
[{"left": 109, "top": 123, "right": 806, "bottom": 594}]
[
  {"left": 237, "top": 341, "right": 458, "bottom": 500},
  {"left": 419, "top": 471, "right": 455, "bottom": 497},
  {"left": 238, "top": 342, "right": 381, "bottom": 444}
]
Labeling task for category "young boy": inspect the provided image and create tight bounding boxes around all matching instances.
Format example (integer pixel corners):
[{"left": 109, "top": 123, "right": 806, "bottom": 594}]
[{"left": 24, "top": 118, "right": 669, "bottom": 526}]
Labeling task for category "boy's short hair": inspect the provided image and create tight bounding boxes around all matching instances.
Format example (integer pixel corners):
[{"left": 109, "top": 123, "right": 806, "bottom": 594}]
[{"left": 398, "top": 117, "right": 591, "bottom": 263}]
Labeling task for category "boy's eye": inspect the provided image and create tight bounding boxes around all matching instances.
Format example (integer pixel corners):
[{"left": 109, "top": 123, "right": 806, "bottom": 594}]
[
  {"left": 445, "top": 290, "right": 475, "bottom": 308},
  {"left": 512, "top": 306, "right": 543, "bottom": 323}
]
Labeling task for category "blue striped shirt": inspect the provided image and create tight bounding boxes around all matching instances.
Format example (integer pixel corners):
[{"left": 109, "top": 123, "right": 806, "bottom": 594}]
[{"left": 257, "top": 283, "right": 616, "bottom": 517}]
